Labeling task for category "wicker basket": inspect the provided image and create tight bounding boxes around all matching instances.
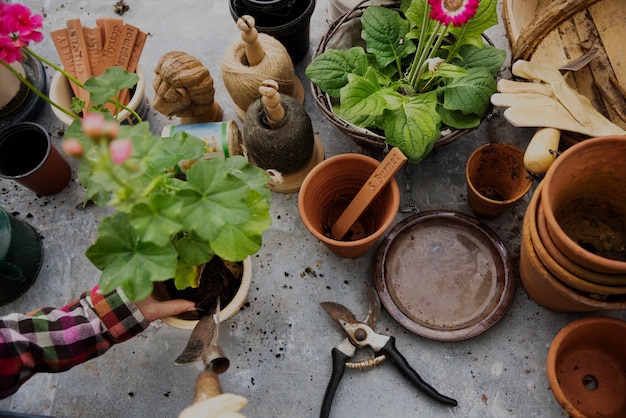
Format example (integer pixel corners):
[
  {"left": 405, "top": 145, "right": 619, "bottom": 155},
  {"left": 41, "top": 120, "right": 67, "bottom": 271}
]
[
  {"left": 503, "top": 0, "right": 626, "bottom": 132},
  {"left": 311, "top": 1, "right": 485, "bottom": 152}
]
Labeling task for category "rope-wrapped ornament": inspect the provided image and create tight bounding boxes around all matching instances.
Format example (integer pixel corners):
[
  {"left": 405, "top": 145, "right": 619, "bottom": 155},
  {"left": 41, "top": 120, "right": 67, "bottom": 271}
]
[
  {"left": 243, "top": 80, "right": 323, "bottom": 193},
  {"left": 221, "top": 16, "right": 304, "bottom": 120},
  {"left": 152, "top": 51, "right": 222, "bottom": 124}
]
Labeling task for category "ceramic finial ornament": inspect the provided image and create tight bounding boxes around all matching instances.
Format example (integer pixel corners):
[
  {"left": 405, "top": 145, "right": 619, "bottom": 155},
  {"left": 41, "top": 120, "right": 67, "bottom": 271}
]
[
  {"left": 221, "top": 15, "right": 304, "bottom": 120},
  {"left": 152, "top": 51, "right": 223, "bottom": 124},
  {"left": 243, "top": 80, "right": 324, "bottom": 193}
]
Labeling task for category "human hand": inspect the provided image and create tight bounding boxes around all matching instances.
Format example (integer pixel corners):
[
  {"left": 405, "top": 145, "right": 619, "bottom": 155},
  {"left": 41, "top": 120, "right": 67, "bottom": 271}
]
[{"left": 135, "top": 294, "right": 196, "bottom": 322}]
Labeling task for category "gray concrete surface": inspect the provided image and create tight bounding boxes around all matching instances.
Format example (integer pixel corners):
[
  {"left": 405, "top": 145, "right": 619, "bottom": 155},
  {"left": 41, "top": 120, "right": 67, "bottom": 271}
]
[{"left": 1, "top": 1, "right": 625, "bottom": 417}]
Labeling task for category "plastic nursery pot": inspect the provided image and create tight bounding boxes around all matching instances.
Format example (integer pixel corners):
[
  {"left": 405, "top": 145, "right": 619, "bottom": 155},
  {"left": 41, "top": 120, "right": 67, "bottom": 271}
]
[
  {"left": 49, "top": 64, "right": 147, "bottom": 126},
  {"left": 151, "top": 257, "right": 252, "bottom": 330},
  {"left": 519, "top": 184, "right": 626, "bottom": 313},
  {"left": 0, "top": 206, "right": 44, "bottom": 306},
  {"left": 0, "top": 52, "right": 47, "bottom": 130},
  {"left": 297, "top": 153, "right": 400, "bottom": 259},
  {"left": 0, "top": 122, "right": 71, "bottom": 196},
  {"left": 465, "top": 143, "right": 533, "bottom": 218},
  {"left": 229, "top": 0, "right": 316, "bottom": 63},
  {"left": 546, "top": 316, "right": 626, "bottom": 418},
  {"left": 541, "top": 136, "right": 626, "bottom": 275}
]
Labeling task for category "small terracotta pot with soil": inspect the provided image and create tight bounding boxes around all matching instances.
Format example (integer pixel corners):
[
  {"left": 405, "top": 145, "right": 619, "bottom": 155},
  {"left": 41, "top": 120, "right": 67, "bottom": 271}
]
[
  {"left": 298, "top": 153, "right": 400, "bottom": 259},
  {"left": 466, "top": 143, "right": 533, "bottom": 218},
  {"left": 547, "top": 316, "right": 626, "bottom": 418}
]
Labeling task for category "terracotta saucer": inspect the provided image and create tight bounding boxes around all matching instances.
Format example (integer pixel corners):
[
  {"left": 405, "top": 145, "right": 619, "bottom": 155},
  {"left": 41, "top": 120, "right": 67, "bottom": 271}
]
[{"left": 375, "top": 210, "right": 515, "bottom": 341}]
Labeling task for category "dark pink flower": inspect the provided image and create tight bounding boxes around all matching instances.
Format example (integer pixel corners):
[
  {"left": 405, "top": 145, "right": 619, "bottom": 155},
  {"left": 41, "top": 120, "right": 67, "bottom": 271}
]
[
  {"left": 0, "top": 2, "right": 44, "bottom": 63},
  {"left": 428, "top": 0, "right": 479, "bottom": 27}
]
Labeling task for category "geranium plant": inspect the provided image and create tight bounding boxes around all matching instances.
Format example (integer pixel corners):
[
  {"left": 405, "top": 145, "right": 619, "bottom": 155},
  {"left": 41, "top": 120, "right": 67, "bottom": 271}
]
[
  {"left": 306, "top": 0, "right": 506, "bottom": 163},
  {"left": 65, "top": 115, "right": 272, "bottom": 302},
  {"left": 2, "top": 1, "right": 273, "bottom": 302}
]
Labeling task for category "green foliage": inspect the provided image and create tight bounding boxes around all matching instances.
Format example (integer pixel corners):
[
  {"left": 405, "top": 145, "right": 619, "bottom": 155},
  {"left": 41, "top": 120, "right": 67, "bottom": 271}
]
[
  {"left": 306, "top": 0, "right": 505, "bottom": 163},
  {"left": 67, "top": 72, "right": 272, "bottom": 301}
]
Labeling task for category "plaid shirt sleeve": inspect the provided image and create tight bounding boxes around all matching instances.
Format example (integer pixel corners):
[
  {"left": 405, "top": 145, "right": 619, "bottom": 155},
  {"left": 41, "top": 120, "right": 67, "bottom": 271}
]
[{"left": 0, "top": 286, "right": 150, "bottom": 399}]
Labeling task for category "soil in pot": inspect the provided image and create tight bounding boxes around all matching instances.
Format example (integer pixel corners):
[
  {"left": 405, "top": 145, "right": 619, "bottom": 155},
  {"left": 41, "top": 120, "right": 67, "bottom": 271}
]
[{"left": 164, "top": 256, "right": 242, "bottom": 321}]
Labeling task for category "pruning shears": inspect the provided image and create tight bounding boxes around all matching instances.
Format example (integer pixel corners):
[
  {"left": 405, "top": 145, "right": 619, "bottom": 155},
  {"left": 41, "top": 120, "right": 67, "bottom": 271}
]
[{"left": 319, "top": 282, "right": 457, "bottom": 418}]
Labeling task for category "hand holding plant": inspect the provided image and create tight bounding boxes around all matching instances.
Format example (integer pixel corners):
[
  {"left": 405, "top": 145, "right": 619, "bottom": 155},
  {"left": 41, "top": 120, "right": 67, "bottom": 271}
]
[{"left": 306, "top": 0, "right": 506, "bottom": 163}]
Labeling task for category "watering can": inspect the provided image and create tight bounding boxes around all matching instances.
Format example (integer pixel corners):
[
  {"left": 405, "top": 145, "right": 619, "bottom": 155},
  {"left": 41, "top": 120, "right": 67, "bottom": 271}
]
[{"left": 0, "top": 206, "right": 43, "bottom": 306}]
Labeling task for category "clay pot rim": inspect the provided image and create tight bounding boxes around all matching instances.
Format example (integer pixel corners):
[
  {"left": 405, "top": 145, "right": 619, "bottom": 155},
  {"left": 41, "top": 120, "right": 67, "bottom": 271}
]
[
  {"left": 531, "top": 189, "right": 626, "bottom": 295},
  {"left": 546, "top": 316, "right": 626, "bottom": 418},
  {"left": 49, "top": 64, "right": 146, "bottom": 125},
  {"left": 541, "top": 135, "right": 626, "bottom": 274},
  {"left": 465, "top": 143, "right": 534, "bottom": 205},
  {"left": 521, "top": 184, "right": 626, "bottom": 310},
  {"left": 298, "top": 152, "right": 400, "bottom": 247},
  {"left": 536, "top": 201, "right": 626, "bottom": 287}
]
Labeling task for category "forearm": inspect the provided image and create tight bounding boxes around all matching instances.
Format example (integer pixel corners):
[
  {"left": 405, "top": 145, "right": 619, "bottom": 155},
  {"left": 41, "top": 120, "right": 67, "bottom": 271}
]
[{"left": 0, "top": 286, "right": 149, "bottom": 398}]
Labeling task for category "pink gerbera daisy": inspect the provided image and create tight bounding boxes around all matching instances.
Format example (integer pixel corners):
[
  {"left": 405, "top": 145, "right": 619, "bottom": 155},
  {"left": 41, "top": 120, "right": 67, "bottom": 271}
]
[{"left": 428, "top": 0, "right": 479, "bottom": 27}]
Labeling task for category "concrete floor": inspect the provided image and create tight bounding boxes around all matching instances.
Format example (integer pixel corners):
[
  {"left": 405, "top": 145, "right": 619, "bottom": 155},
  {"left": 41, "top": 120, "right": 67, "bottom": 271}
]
[{"left": 1, "top": 0, "right": 625, "bottom": 417}]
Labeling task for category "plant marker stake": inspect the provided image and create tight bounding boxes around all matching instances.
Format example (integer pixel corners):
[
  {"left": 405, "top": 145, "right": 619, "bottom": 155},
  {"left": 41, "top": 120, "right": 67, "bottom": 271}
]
[{"left": 331, "top": 147, "right": 407, "bottom": 240}]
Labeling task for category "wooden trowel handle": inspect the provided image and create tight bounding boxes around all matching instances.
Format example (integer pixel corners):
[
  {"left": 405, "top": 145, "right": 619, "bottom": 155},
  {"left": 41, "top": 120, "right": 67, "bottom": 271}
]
[{"left": 194, "top": 370, "right": 223, "bottom": 403}]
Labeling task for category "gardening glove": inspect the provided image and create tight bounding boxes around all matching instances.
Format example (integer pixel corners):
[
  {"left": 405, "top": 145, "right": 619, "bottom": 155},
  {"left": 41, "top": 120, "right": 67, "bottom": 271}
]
[
  {"left": 490, "top": 60, "right": 626, "bottom": 137},
  {"left": 178, "top": 393, "right": 248, "bottom": 418}
]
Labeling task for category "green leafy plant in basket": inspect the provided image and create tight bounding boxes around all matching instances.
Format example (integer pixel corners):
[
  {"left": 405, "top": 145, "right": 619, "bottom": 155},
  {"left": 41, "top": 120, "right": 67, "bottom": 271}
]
[
  {"left": 63, "top": 74, "right": 272, "bottom": 302},
  {"left": 306, "top": 0, "right": 506, "bottom": 163}
]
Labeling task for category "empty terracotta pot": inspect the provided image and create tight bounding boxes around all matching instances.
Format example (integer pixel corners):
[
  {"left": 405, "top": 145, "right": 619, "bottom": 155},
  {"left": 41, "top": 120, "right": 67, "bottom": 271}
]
[
  {"left": 519, "top": 184, "right": 626, "bottom": 313},
  {"left": 547, "top": 316, "right": 626, "bottom": 418},
  {"left": 466, "top": 143, "right": 533, "bottom": 218},
  {"left": 298, "top": 153, "right": 400, "bottom": 259},
  {"left": 541, "top": 136, "right": 626, "bottom": 275}
]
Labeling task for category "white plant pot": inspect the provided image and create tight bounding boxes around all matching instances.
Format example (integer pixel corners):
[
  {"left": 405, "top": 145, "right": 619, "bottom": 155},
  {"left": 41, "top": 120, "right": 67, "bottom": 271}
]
[{"left": 49, "top": 64, "right": 147, "bottom": 125}]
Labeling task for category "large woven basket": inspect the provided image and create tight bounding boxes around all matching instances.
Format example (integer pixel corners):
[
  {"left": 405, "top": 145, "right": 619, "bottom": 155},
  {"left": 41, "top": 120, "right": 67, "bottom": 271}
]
[
  {"left": 503, "top": 0, "right": 626, "bottom": 133},
  {"left": 311, "top": 1, "right": 486, "bottom": 152}
]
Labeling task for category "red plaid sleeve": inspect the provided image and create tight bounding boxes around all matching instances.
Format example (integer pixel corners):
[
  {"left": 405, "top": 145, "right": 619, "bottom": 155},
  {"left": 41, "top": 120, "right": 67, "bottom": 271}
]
[{"left": 0, "top": 286, "right": 150, "bottom": 399}]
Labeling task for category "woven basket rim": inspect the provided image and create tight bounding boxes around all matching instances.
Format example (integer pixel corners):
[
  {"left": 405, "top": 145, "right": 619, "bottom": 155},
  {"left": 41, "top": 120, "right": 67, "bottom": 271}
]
[{"left": 310, "top": 1, "right": 485, "bottom": 151}]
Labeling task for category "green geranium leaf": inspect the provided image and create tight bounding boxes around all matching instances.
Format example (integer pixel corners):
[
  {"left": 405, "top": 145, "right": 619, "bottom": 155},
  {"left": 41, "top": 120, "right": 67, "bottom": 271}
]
[
  {"left": 84, "top": 66, "right": 139, "bottom": 105},
  {"left": 87, "top": 212, "right": 178, "bottom": 301},
  {"left": 305, "top": 47, "right": 370, "bottom": 98},
  {"left": 174, "top": 259, "right": 200, "bottom": 290},
  {"left": 362, "top": 6, "right": 415, "bottom": 72},
  {"left": 383, "top": 92, "right": 441, "bottom": 163},
  {"left": 442, "top": 67, "right": 497, "bottom": 117},
  {"left": 175, "top": 233, "right": 214, "bottom": 266},
  {"left": 129, "top": 194, "right": 185, "bottom": 247},
  {"left": 225, "top": 155, "right": 272, "bottom": 203}
]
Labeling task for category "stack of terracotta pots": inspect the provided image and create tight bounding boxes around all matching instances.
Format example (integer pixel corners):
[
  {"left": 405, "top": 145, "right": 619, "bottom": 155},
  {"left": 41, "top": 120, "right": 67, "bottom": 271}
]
[{"left": 519, "top": 136, "right": 626, "bottom": 312}]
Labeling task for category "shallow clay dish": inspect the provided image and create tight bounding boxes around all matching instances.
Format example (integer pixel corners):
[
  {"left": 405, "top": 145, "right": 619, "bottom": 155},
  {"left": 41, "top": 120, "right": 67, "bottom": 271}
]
[{"left": 374, "top": 210, "right": 515, "bottom": 341}]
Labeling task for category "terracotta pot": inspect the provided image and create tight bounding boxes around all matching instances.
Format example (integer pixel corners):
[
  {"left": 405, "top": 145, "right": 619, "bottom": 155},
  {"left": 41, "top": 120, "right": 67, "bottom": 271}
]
[
  {"left": 546, "top": 316, "right": 626, "bottom": 418},
  {"left": 0, "top": 122, "right": 71, "bottom": 196},
  {"left": 531, "top": 190, "right": 626, "bottom": 296},
  {"left": 541, "top": 136, "right": 626, "bottom": 275},
  {"left": 519, "top": 185, "right": 626, "bottom": 312},
  {"left": 152, "top": 257, "right": 252, "bottom": 330},
  {"left": 49, "top": 64, "right": 147, "bottom": 125},
  {"left": 465, "top": 143, "right": 533, "bottom": 218},
  {"left": 298, "top": 153, "right": 400, "bottom": 259},
  {"left": 537, "top": 202, "right": 626, "bottom": 287}
]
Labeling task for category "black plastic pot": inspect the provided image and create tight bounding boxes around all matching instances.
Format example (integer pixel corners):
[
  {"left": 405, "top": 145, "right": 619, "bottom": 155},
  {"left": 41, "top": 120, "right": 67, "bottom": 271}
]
[{"left": 229, "top": 0, "right": 315, "bottom": 63}]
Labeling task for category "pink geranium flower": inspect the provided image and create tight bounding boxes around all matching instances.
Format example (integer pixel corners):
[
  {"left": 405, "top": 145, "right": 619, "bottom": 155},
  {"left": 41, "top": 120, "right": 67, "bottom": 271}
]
[
  {"left": 428, "top": 0, "right": 479, "bottom": 27},
  {"left": 109, "top": 138, "right": 133, "bottom": 165}
]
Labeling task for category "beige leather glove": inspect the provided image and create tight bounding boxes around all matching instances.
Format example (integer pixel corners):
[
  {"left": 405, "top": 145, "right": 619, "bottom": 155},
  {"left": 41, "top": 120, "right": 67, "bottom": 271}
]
[
  {"left": 179, "top": 393, "right": 248, "bottom": 418},
  {"left": 490, "top": 60, "right": 626, "bottom": 137}
]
